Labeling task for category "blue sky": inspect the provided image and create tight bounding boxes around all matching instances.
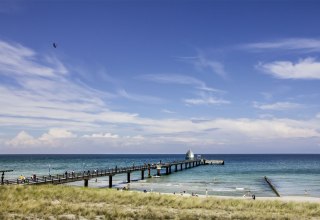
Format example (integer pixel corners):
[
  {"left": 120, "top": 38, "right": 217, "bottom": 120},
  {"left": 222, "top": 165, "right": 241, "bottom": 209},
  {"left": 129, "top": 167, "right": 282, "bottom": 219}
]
[{"left": 0, "top": 0, "right": 320, "bottom": 153}]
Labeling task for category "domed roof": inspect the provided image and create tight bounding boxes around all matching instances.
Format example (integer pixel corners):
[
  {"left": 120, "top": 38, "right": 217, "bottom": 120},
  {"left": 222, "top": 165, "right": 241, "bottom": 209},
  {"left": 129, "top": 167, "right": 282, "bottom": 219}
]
[{"left": 185, "top": 149, "right": 194, "bottom": 160}]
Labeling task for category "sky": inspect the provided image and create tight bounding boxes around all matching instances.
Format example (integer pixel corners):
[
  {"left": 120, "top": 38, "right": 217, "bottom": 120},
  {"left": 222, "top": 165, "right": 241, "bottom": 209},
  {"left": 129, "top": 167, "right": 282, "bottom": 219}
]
[{"left": 0, "top": 0, "right": 320, "bottom": 154}]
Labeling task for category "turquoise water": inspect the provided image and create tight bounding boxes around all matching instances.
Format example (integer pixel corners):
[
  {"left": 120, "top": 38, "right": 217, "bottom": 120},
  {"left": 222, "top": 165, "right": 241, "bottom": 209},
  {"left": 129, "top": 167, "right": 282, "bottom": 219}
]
[{"left": 1, "top": 154, "right": 319, "bottom": 197}]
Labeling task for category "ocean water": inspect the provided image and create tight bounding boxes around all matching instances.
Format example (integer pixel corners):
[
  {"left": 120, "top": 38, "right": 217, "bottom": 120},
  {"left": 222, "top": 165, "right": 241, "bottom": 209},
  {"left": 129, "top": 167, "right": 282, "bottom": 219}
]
[{"left": 1, "top": 154, "right": 319, "bottom": 197}]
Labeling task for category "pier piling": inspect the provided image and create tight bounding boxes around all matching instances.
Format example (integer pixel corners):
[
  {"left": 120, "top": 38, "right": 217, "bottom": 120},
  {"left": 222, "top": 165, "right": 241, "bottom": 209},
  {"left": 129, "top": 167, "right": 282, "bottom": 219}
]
[
  {"left": 84, "top": 179, "right": 88, "bottom": 187},
  {"left": 108, "top": 175, "right": 112, "bottom": 188}
]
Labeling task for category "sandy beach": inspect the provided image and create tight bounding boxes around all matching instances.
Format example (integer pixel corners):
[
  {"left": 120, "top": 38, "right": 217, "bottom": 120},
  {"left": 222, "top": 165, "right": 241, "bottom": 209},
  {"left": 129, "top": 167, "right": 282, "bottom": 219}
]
[
  {"left": 133, "top": 189, "right": 320, "bottom": 203},
  {"left": 1, "top": 185, "right": 320, "bottom": 219}
]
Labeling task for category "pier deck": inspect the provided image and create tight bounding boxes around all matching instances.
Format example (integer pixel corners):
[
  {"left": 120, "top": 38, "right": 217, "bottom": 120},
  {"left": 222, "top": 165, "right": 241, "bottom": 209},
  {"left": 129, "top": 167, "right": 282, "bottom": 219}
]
[
  {"left": 1, "top": 159, "right": 215, "bottom": 188},
  {"left": 204, "top": 160, "right": 225, "bottom": 165}
]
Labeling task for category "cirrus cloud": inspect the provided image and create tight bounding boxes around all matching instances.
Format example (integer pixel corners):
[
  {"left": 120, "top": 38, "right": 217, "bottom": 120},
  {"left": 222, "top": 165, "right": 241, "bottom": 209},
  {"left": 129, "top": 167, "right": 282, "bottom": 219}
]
[
  {"left": 242, "top": 38, "right": 320, "bottom": 52},
  {"left": 253, "top": 102, "right": 302, "bottom": 111}
]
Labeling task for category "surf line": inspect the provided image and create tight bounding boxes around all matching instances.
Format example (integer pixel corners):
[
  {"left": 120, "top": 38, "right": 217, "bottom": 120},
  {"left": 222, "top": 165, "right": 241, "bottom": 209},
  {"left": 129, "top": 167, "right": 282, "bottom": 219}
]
[{"left": 264, "top": 176, "right": 280, "bottom": 197}]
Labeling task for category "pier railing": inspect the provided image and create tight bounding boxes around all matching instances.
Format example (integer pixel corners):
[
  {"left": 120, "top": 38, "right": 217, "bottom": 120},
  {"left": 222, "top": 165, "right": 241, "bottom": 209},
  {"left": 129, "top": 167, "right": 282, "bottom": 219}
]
[{"left": 1, "top": 159, "right": 219, "bottom": 188}]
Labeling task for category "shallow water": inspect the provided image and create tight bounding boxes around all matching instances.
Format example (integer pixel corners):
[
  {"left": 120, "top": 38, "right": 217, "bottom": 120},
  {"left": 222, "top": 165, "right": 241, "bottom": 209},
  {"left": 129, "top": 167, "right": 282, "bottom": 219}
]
[{"left": 1, "top": 154, "right": 319, "bottom": 197}]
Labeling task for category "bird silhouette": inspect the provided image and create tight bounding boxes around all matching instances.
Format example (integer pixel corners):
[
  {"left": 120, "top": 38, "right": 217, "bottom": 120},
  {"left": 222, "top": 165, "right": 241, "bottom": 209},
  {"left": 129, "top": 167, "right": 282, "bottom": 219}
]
[{"left": 53, "top": 43, "right": 57, "bottom": 48}]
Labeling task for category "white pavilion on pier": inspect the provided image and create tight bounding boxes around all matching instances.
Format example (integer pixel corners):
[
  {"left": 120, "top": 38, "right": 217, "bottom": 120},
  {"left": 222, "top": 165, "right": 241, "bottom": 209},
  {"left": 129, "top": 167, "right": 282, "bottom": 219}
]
[{"left": 185, "top": 149, "right": 194, "bottom": 160}]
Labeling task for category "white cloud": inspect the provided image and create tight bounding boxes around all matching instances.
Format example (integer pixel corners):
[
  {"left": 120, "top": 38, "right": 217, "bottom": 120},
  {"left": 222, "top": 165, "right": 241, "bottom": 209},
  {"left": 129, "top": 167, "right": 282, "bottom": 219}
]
[
  {"left": 184, "top": 97, "right": 230, "bottom": 105},
  {"left": 184, "top": 90, "right": 230, "bottom": 106},
  {"left": 4, "top": 116, "right": 320, "bottom": 151},
  {"left": 258, "top": 57, "right": 320, "bottom": 80},
  {"left": 39, "top": 128, "right": 76, "bottom": 141},
  {"left": 208, "top": 118, "right": 320, "bottom": 140},
  {"left": 6, "top": 129, "right": 76, "bottom": 147},
  {"left": 83, "top": 132, "right": 119, "bottom": 139},
  {"left": 253, "top": 102, "right": 302, "bottom": 111},
  {"left": 5, "top": 131, "right": 39, "bottom": 147},
  {"left": 243, "top": 38, "right": 320, "bottom": 51}
]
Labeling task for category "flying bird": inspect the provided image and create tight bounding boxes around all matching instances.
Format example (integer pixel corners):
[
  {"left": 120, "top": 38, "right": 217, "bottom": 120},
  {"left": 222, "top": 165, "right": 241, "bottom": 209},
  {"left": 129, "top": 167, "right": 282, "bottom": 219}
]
[{"left": 53, "top": 43, "right": 57, "bottom": 48}]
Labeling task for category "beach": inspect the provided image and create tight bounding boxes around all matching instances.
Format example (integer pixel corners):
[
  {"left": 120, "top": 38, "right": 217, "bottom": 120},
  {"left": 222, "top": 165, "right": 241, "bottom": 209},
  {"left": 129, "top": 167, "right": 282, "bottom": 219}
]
[
  {"left": 1, "top": 185, "right": 320, "bottom": 220},
  {"left": 149, "top": 191, "right": 320, "bottom": 203}
]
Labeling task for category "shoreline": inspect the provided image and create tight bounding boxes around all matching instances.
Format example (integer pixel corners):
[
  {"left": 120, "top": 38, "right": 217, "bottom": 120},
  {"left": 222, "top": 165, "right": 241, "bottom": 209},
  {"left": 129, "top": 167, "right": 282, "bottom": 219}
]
[
  {"left": 67, "top": 180, "right": 320, "bottom": 203},
  {"left": 132, "top": 190, "right": 320, "bottom": 203}
]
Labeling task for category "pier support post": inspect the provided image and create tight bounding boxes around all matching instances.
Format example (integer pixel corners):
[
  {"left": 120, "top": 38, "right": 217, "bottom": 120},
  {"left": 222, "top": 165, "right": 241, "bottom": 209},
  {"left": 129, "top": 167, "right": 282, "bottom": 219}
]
[
  {"left": 127, "top": 172, "right": 131, "bottom": 183},
  {"left": 166, "top": 167, "right": 169, "bottom": 175},
  {"left": 148, "top": 167, "right": 151, "bottom": 178},
  {"left": 1, "top": 172, "right": 4, "bottom": 185},
  {"left": 175, "top": 164, "right": 177, "bottom": 172},
  {"left": 185, "top": 163, "right": 187, "bottom": 169},
  {"left": 84, "top": 179, "right": 88, "bottom": 187},
  {"left": 141, "top": 170, "right": 145, "bottom": 180},
  {"left": 157, "top": 168, "right": 161, "bottom": 176},
  {"left": 180, "top": 164, "right": 183, "bottom": 171},
  {"left": 193, "top": 162, "right": 195, "bottom": 167},
  {"left": 109, "top": 175, "right": 112, "bottom": 188}
]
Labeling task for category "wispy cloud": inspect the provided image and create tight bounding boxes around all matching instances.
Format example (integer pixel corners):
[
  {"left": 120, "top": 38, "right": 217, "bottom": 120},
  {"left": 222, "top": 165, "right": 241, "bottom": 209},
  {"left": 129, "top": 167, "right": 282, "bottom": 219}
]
[
  {"left": 253, "top": 102, "right": 302, "bottom": 111},
  {"left": 258, "top": 57, "right": 320, "bottom": 80},
  {"left": 162, "top": 109, "right": 176, "bottom": 114},
  {"left": 0, "top": 39, "right": 144, "bottom": 133},
  {"left": 139, "top": 74, "right": 222, "bottom": 92},
  {"left": 184, "top": 94, "right": 230, "bottom": 106},
  {"left": 243, "top": 38, "right": 320, "bottom": 52},
  {"left": 0, "top": 40, "right": 67, "bottom": 78},
  {"left": 178, "top": 54, "right": 227, "bottom": 78},
  {"left": 140, "top": 74, "right": 229, "bottom": 106},
  {"left": 117, "top": 89, "right": 164, "bottom": 104}
]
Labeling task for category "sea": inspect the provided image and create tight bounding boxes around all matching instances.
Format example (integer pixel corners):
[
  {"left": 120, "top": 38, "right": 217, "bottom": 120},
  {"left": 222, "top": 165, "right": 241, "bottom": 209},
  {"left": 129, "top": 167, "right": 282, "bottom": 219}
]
[{"left": 1, "top": 154, "right": 319, "bottom": 197}]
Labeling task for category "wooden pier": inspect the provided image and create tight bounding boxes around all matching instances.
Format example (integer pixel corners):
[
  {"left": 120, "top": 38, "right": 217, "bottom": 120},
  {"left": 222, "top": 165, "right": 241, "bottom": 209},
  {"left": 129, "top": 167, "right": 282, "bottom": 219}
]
[
  {"left": 204, "top": 160, "right": 224, "bottom": 165},
  {"left": 1, "top": 159, "right": 217, "bottom": 188}
]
